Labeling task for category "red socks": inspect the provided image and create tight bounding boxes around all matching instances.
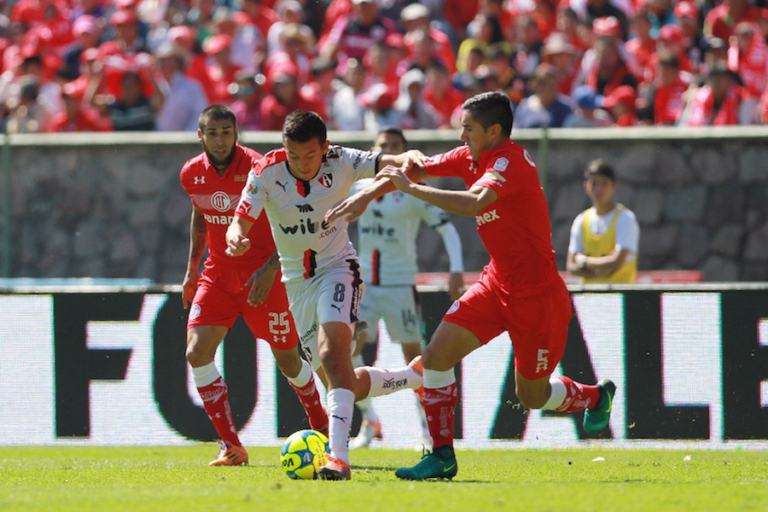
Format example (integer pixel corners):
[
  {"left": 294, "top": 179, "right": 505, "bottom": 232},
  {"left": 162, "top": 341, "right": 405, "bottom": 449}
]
[
  {"left": 422, "top": 382, "right": 458, "bottom": 449},
  {"left": 197, "top": 377, "right": 241, "bottom": 446},
  {"left": 290, "top": 380, "right": 329, "bottom": 432},
  {"left": 554, "top": 376, "right": 600, "bottom": 413}
]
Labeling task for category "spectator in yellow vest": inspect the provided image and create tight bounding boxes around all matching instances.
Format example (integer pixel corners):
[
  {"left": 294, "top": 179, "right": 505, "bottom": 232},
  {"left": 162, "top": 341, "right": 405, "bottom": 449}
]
[{"left": 566, "top": 159, "right": 639, "bottom": 283}]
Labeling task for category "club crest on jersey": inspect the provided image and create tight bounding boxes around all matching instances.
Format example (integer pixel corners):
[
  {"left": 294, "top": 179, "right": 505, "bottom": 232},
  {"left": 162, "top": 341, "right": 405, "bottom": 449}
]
[
  {"left": 319, "top": 172, "right": 334, "bottom": 189},
  {"left": 194, "top": 176, "right": 205, "bottom": 185},
  {"left": 211, "top": 191, "right": 231, "bottom": 212},
  {"left": 493, "top": 157, "right": 509, "bottom": 171}
]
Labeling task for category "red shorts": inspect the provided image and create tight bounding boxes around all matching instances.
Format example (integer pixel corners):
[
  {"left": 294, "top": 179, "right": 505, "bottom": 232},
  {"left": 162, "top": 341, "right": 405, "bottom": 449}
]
[
  {"left": 443, "top": 272, "right": 572, "bottom": 380},
  {"left": 188, "top": 262, "right": 299, "bottom": 350}
]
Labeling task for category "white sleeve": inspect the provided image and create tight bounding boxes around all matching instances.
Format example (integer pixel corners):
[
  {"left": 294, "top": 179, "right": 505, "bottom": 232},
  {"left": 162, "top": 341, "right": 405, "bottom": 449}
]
[
  {"left": 235, "top": 170, "right": 267, "bottom": 221},
  {"left": 435, "top": 222, "right": 464, "bottom": 273},
  {"left": 340, "top": 146, "right": 381, "bottom": 182},
  {"left": 417, "top": 199, "right": 449, "bottom": 228},
  {"left": 350, "top": 178, "right": 374, "bottom": 195},
  {"left": 568, "top": 212, "right": 585, "bottom": 254},
  {"left": 615, "top": 209, "right": 640, "bottom": 253}
]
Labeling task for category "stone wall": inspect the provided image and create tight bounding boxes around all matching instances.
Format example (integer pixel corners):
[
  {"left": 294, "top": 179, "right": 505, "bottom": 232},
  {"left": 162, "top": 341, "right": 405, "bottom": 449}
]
[{"left": 1, "top": 127, "right": 766, "bottom": 283}]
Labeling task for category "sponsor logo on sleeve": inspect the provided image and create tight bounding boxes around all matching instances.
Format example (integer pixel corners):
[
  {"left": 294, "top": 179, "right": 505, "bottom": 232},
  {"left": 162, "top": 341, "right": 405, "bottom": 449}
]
[{"left": 194, "top": 176, "right": 205, "bottom": 185}]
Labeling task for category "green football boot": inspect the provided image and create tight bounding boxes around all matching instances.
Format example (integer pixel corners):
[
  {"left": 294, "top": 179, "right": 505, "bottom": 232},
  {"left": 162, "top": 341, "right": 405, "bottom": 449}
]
[
  {"left": 583, "top": 379, "right": 616, "bottom": 434},
  {"left": 395, "top": 447, "right": 458, "bottom": 481}
]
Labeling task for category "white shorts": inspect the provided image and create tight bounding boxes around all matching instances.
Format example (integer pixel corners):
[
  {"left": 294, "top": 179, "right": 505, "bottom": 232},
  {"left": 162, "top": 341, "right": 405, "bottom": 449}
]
[
  {"left": 285, "top": 259, "right": 364, "bottom": 370},
  {"left": 358, "top": 284, "right": 423, "bottom": 344}
]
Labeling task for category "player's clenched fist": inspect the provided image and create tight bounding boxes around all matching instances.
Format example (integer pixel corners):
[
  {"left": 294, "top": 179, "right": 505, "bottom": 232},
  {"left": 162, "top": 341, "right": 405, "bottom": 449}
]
[{"left": 225, "top": 234, "right": 251, "bottom": 256}]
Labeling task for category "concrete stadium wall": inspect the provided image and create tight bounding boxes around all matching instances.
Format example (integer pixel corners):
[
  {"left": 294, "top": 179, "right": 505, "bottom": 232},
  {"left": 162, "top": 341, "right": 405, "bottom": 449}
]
[{"left": 1, "top": 126, "right": 766, "bottom": 283}]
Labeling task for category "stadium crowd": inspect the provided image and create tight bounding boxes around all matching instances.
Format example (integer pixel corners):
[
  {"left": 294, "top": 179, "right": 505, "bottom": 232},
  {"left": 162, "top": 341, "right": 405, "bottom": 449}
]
[{"left": 1, "top": 0, "right": 767, "bottom": 133}]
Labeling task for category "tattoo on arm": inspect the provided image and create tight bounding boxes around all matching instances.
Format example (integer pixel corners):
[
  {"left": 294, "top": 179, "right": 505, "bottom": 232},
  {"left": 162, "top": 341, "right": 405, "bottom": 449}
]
[
  {"left": 188, "top": 210, "right": 208, "bottom": 265},
  {"left": 267, "top": 252, "right": 280, "bottom": 270}
]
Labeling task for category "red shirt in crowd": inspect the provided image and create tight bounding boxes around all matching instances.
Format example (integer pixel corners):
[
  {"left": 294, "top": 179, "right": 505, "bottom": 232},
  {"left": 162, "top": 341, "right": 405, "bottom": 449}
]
[
  {"left": 423, "top": 85, "right": 464, "bottom": 128},
  {"left": 654, "top": 73, "right": 690, "bottom": 125},
  {"left": 48, "top": 108, "right": 112, "bottom": 132},
  {"left": 704, "top": 4, "right": 768, "bottom": 40}
]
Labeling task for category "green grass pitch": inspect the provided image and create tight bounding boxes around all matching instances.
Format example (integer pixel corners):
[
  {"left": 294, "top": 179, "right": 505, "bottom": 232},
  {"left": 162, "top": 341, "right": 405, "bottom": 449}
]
[{"left": 1, "top": 446, "right": 766, "bottom": 512}]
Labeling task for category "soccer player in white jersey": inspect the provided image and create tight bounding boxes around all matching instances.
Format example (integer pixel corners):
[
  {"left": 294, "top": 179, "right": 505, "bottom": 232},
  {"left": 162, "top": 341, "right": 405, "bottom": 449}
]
[
  {"left": 225, "top": 110, "right": 428, "bottom": 480},
  {"left": 349, "top": 127, "right": 465, "bottom": 450}
]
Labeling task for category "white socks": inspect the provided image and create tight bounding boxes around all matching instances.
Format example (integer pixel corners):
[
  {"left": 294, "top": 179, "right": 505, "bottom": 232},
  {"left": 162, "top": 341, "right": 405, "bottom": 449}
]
[
  {"left": 191, "top": 362, "right": 221, "bottom": 387},
  {"left": 284, "top": 359, "right": 313, "bottom": 388},
  {"left": 423, "top": 368, "right": 456, "bottom": 389},
  {"left": 327, "top": 388, "right": 355, "bottom": 464},
  {"left": 541, "top": 377, "right": 567, "bottom": 410},
  {"left": 365, "top": 366, "right": 422, "bottom": 399}
]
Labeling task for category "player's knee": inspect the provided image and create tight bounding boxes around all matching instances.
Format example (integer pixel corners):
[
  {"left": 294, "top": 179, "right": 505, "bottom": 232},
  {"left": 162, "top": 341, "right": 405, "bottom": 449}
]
[
  {"left": 275, "top": 352, "right": 302, "bottom": 378},
  {"left": 185, "top": 341, "right": 211, "bottom": 367},
  {"left": 422, "top": 344, "right": 450, "bottom": 371}
]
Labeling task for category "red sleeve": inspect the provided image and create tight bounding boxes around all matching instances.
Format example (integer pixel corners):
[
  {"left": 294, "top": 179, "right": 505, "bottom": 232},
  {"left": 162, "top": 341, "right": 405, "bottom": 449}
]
[
  {"left": 474, "top": 151, "right": 537, "bottom": 198},
  {"left": 423, "top": 146, "right": 472, "bottom": 179}
]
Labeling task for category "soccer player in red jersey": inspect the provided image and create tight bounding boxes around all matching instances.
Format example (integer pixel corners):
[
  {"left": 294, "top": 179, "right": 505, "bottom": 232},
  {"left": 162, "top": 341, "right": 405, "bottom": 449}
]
[
  {"left": 180, "top": 105, "right": 327, "bottom": 466},
  {"left": 327, "top": 92, "right": 616, "bottom": 480}
]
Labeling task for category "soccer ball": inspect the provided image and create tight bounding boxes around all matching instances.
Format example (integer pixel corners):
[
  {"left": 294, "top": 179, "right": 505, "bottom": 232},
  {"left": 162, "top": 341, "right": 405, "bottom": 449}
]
[{"left": 280, "top": 429, "right": 330, "bottom": 480}]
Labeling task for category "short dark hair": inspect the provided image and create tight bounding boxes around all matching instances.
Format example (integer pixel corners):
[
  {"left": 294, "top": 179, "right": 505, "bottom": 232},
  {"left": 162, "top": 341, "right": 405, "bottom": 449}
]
[
  {"left": 376, "top": 126, "right": 407, "bottom": 146},
  {"left": 283, "top": 110, "right": 327, "bottom": 146},
  {"left": 584, "top": 159, "right": 616, "bottom": 181},
  {"left": 199, "top": 104, "right": 237, "bottom": 130},
  {"left": 461, "top": 91, "right": 514, "bottom": 138}
]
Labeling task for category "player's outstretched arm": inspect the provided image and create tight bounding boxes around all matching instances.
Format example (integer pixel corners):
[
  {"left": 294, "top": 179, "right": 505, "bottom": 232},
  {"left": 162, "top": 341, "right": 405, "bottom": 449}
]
[
  {"left": 326, "top": 150, "right": 433, "bottom": 223},
  {"left": 182, "top": 207, "right": 208, "bottom": 309},
  {"left": 245, "top": 251, "right": 280, "bottom": 306},
  {"left": 376, "top": 166, "right": 498, "bottom": 217},
  {"left": 225, "top": 216, "right": 254, "bottom": 257}
]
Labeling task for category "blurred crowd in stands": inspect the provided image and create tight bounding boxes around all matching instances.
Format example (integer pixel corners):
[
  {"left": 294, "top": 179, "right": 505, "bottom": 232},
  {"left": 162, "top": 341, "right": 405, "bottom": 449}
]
[{"left": 1, "top": 0, "right": 767, "bottom": 133}]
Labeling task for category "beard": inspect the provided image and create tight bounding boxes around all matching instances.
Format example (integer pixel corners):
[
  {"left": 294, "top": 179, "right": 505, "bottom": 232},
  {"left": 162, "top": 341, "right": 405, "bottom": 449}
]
[{"left": 202, "top": 143, "right": 236, "bottom": 170}]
